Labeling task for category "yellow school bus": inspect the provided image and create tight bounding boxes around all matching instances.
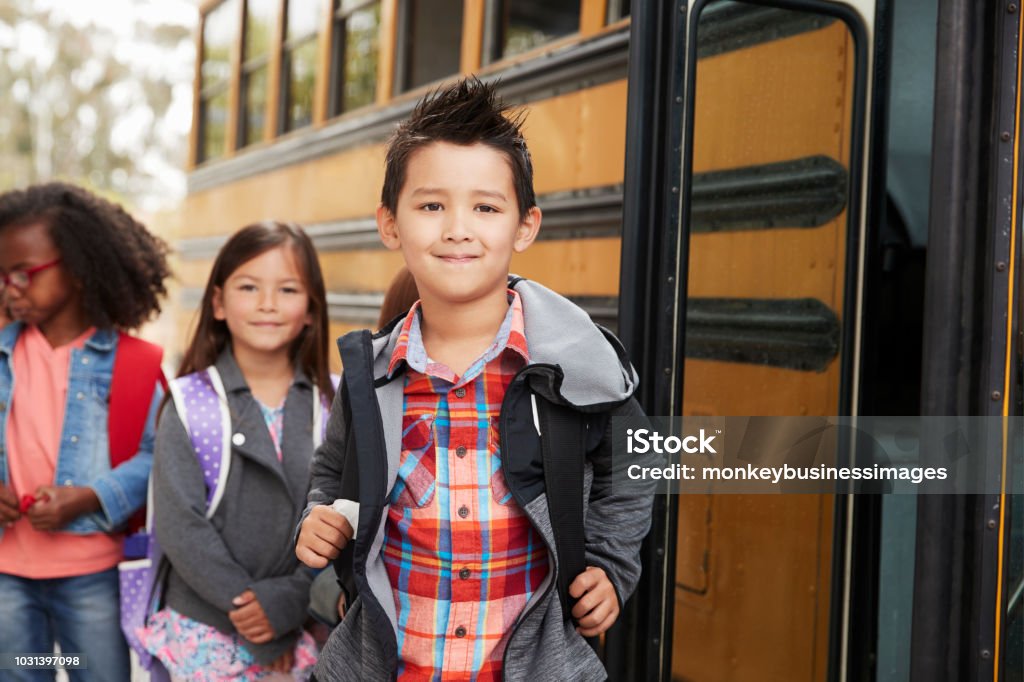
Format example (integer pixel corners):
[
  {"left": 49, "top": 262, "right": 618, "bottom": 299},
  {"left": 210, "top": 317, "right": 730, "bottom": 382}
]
[
  {"left": 173, "top": 1, "right": 1021, "bottom": 680},
  {"left": 172, "top": 0, "right": 630, "bottom": 370}
]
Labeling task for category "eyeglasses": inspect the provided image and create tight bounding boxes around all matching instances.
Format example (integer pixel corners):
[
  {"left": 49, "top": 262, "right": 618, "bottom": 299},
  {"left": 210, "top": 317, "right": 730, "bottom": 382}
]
[{"left": 0, "top": 258, "right": 62, "bottom": 296}]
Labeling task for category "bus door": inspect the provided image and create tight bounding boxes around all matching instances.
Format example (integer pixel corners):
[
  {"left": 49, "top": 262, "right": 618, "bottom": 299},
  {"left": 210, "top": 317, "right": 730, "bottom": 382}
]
[
  {"left": 613, "top": 0, "right": 874, "bottom": 680},
  {"left": 612, "top": 1, "right": 1023, "bottom": 681}
]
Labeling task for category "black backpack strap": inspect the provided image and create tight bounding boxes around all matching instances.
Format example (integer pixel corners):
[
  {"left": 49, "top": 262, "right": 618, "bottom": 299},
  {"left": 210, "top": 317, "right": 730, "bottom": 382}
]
[
  {"left": 537, "top": 397, "right": 587, "bottom": 622},
  {"left": 332, "top": 379, "right": 360, "bottom": 605}
]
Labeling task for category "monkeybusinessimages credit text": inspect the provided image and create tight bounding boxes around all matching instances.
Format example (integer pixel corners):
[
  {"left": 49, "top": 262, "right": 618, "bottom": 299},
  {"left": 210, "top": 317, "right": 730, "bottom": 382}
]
[{"left": 611, "top": 416, "right": 1022, "bottom": 495}]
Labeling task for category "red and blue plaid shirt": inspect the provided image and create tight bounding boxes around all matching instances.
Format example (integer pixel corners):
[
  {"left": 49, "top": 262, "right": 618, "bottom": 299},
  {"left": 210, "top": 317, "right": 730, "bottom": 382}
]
[{"left": 383, "top": 291, "right": 550, "bottom": 681}]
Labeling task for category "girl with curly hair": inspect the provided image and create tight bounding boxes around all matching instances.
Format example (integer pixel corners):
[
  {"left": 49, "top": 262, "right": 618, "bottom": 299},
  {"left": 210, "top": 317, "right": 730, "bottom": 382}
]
[{"left": 0, "top": 182, "right": 171, "bottom": 682}]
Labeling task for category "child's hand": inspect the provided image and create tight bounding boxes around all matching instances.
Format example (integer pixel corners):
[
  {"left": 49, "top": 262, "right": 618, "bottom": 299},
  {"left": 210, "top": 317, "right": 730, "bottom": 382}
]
[
  {"left": 230, "top": 589, "right": 275, "bottom": 644},
  {"left": 25, "top": 486, "right": 98, "bottom": 531},
  {"left": 267, "top": 648, "right": 294, "bottom": 673},
  {"left": 569, "top": 566, "right": 620, "bottom": 637},
  {"left": 0, "top": 485, "right": 20, "bottom": 526},
  {"left": 295, "top": 505, "right": 353, "bottom": 568}
]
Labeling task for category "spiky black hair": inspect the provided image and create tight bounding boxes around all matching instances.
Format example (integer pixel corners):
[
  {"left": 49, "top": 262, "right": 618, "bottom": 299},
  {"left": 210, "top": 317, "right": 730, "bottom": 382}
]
[{"left": 381, "top": 76, "right": 536, "bottom": 217}]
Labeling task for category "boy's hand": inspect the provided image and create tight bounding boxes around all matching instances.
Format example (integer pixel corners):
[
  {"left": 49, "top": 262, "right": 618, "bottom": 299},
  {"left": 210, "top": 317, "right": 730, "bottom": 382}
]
[
  {"left": 296, "top": 505, "right": 352, "bottom": 569},
  {"left": 0, "top": 485, "right": 20, "bottom": 525},
  {"left": 569, "top": 566, "right": 620, "bottom": 637},
  {"left": 230, "top": 589, "right": 275, "bottom": 643},
  {"left": 26, "top": 486, "right": 98, "bottom": 531}
]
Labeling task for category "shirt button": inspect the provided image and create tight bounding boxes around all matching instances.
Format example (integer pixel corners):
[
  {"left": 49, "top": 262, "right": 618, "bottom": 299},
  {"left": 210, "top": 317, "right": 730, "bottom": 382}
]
[
  {"left": 232, "top": 432, "right": 246, "bottom": 446},
  {"left": 0, "top": 402, "right": 6, "bottom": 411},
  {"left": 70, "top": 435, "right": 79, "bottom": 443},
  {"left": 455, "top": 445, "right": 467, "bottom": 458},
  {"left": 459, "top": 567, "right": 471, "bottom": 580},
  {"left": 64, "top": 479, "right": 73, "bottom": 486},
  {"left": 458, "top": 505, "right": 469, "bottom": 519},
  {"left": 76, "top": 392, "right": 85, "bottom": 400},
  {"left": 81, "top": 357, "right": 89, "bottom": 365},
  {"left": 454, "top": 387, "right": 466, "bottom": 398},
  {"left": 455, "top": 626, "right": 467, "bottom": 638}
]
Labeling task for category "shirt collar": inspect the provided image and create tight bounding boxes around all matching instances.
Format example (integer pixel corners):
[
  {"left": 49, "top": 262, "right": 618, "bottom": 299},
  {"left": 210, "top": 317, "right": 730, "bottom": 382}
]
[
  {"left": 215, "top": 345, "right": 312, "bottom": 393},
  {"left": 1, "top": 323, "right": 111, "bottom": 356},
  {"left": 387, "top": 290, "right": 530, "bottom": 380},
  {"left": 83, "top": 327, "right": 115, "bottom": 351},
  {"left": 0, "top": 322, "right": 23, "bottom": 356}
]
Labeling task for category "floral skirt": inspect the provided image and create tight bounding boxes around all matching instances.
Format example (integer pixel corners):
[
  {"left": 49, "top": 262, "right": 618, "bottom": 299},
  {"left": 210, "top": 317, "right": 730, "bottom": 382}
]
[{"left": 137, "top": 607, "right": 318, "bottom": 681}]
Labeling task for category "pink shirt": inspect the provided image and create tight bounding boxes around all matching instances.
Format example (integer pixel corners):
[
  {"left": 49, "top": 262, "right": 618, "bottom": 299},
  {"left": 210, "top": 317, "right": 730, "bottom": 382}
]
[{"left": 0, "top": 325, "right": 124, "bottom": 578}]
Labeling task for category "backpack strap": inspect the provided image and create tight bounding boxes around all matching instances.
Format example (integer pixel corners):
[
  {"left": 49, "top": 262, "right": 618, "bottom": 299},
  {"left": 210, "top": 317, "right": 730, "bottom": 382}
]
[
  {"left": 536, "top": 394, "right": 587, "bottom": 622},
  {"left": 336, "top": 382, "right": 361, "bottom": 599},
  {"left": 110, "top": 333, "right": 165, "bottom": 535},
  {"left": 167, "top": 367, "right": 232, "bottom": 519},
  {"left": 109, "top": 333, "right": 166, "bottom": 468}
]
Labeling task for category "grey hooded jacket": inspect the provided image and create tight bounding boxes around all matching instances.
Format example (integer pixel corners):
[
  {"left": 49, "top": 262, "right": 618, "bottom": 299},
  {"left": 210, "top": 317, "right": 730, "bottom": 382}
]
[
  {"left": 301, "top": 278, "right": 659, "bottom": 681},
  {"left": 153, "top": 348, "right": 316, "bottom": 664}
]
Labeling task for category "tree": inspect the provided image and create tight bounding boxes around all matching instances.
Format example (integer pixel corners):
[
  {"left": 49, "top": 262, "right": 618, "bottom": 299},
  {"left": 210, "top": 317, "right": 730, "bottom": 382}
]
[{"left": 0, "top": 0, "right": 195, "bottom": 211}]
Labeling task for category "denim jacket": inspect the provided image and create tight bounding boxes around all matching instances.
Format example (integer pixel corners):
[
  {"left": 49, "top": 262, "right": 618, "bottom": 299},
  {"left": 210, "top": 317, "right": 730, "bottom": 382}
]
[{"left": 0, "top": 322, "right": 160, "bottom": 537}]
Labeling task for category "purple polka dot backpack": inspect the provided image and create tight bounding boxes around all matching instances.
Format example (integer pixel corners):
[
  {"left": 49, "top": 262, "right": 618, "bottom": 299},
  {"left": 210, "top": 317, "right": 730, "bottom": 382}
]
[{"left": 117, "top": 366, "right": 330, "bottom": 678}]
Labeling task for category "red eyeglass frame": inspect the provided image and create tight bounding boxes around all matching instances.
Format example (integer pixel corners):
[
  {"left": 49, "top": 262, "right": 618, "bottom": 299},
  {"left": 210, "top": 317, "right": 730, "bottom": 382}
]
[{"left": 0, "top": 258, "right": 63, "bottom": 293}]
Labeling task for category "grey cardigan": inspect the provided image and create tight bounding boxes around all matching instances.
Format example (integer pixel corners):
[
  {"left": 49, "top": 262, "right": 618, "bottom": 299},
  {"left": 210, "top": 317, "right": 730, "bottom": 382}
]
[{"left": 152, "top": 349, "right": 315, "bottom": 664}]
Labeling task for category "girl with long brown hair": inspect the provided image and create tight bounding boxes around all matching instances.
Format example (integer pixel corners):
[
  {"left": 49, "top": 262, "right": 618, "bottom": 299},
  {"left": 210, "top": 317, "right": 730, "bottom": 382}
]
[{"left": 139, "top": 222, "right": 333, "bottom": 681}]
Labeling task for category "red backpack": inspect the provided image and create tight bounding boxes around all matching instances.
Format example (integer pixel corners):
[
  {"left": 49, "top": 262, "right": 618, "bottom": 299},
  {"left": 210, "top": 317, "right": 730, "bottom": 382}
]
[{"left": 108, "top": 333, "right": 166, "bottom": 533}]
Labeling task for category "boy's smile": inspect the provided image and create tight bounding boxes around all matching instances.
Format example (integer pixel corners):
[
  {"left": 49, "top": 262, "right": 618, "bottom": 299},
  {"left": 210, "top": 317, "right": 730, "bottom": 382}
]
[{"left": 377, "top": 141, "right": 541, "bottom": 309}]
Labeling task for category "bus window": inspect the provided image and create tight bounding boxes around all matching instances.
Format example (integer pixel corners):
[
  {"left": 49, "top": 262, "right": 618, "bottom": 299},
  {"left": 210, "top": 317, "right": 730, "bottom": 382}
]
[
  {"left": 395, "top": 0, "right": 463, "bottom": 93},
  {"left": 483, "top": 0, "right": 581, "bottom": 64},
  {"left": 281, "top": 0, "right": 321, "bottom": 132},
  {"left": 674, "top": 1, "right": 859, "bottom": 680},
  {"left": 240, "top": 0, "right": 276, "bottom": 147},
  {"left": 329, "top": 0, "right": 380, "bottom": 115},
  {"left": 199, "top": 0, "right": 240, "bottom": 163}
]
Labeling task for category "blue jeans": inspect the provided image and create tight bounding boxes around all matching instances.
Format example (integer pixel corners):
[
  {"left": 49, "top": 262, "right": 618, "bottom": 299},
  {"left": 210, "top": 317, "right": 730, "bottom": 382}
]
[{"left": 0, "top": 568, "right": 129, "bottom": 682}]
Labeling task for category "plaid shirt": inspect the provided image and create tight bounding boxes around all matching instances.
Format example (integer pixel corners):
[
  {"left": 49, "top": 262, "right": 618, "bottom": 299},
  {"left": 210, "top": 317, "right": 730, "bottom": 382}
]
[{"left": 382, "top": 291, "right": 550, "bottom": 681}]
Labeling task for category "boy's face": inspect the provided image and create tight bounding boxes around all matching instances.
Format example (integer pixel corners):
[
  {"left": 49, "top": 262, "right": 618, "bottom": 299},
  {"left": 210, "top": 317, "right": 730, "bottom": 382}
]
[{"left": 377, "top": 141, "right": 541, "bottom": 308}]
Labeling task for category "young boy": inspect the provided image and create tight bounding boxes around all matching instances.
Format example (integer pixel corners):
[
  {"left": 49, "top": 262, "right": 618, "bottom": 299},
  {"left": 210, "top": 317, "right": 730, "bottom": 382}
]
[{"left": 296, "top": 77, "right": 656, "bottom": 681}]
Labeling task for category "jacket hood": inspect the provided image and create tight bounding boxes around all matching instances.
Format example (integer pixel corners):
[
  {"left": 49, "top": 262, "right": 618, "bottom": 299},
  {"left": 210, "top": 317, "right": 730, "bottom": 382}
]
[{"left": 363, "top": 276, "right": 638, "bottom": 409}]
